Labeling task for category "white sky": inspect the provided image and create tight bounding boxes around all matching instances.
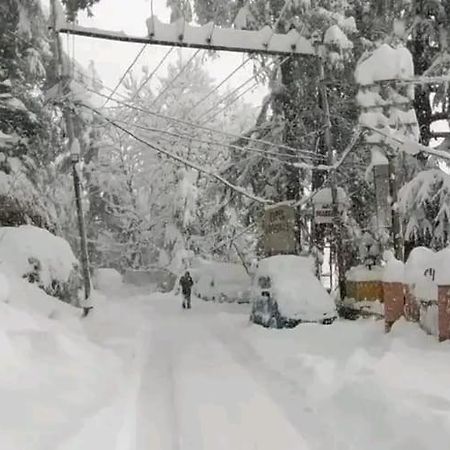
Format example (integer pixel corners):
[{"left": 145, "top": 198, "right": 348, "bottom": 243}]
[{"left": 64, "top": 0, "right": 267, "bottom": 105}]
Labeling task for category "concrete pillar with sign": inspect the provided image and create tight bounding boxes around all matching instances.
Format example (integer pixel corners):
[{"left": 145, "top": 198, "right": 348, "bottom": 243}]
[{"left": 262, "top": 203, "right": 298, "bottom": 256}]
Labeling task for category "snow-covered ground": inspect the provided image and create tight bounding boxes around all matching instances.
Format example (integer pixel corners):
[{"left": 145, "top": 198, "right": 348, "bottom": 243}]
[{"left": 3, "top": 281, "right": 450, "bottom": 450}]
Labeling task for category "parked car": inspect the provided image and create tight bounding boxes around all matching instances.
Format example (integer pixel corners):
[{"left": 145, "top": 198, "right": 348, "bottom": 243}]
[
  {"left": 189, "top": 260, "right": 251, "bottom": 304},
  {"left": 250, "top": 255, "right": 337, "bottom": 328}
]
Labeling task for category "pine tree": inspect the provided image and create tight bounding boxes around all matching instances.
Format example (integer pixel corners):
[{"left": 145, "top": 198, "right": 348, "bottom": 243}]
[{"left": 0, "top": 0, "right": 60, "bottom": 230}]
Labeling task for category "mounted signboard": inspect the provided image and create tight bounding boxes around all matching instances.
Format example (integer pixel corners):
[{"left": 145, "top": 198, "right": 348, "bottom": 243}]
[
  {"left": 262, "top": 203, "right": 297, "bottom": 256},
  {"left": 312, "top": 187, "right": 347, "bottom": 225}
]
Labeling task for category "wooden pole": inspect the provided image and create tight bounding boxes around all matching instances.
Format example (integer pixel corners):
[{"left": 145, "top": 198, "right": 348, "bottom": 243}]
[{"left": 51, "top": 0, "right": 92, "bottom": 314}]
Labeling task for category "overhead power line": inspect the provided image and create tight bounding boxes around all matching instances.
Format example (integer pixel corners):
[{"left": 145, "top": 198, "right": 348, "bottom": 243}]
[
  {"left": 200, "top": 81, "right": 259, "bottom": 126},
  {"left": 74, "top": 69, "right": 323, "bottom": 160},
  {"left": 195, "top": 57, "right": 286, "bottom": 124},
  {"left": 109, "top": 117, "right": 332, "bottom": 170},
  {"left": 101, "top": 43, "right": 147, "bottom": 108},
  {"left": 186, "top": 56, "right": 251, "bottom": 114},
  {"left": 152, "top": 48, "right": 202, "bottom": 107},
  {"left": 131, "top": 46, "right": 175, "bottom": 101},
  {"left": 82, "top": 103, "right": 273, "bottom": 205},
  {"left": 84, "top": 87, "right": 324, "bottom": 160}
]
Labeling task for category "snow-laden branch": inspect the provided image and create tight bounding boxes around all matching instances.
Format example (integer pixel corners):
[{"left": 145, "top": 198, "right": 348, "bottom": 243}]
[
  {"left": 80, "top": 103, "right": 273, "bottom": 205},
  {"left": 362, "top": 124, "right": 450, "bottom": 161}
]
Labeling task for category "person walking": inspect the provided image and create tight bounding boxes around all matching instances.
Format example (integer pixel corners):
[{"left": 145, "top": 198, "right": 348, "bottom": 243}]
[{"left": 179, "top": 271, "right": 194, "bottom": 309}]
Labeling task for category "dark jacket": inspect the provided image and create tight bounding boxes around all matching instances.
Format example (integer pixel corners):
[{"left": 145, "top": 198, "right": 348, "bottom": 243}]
[{"left": 180, "top": 273, "right": 193, "bottom": 295}]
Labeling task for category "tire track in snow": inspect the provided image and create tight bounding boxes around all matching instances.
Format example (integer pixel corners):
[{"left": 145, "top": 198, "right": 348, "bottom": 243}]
[
  {"left": 208, "top": 320, "right": 337, "bottom": 450},
  {"left": 136, "top": 325, "right": 181, "bottom": 450}
]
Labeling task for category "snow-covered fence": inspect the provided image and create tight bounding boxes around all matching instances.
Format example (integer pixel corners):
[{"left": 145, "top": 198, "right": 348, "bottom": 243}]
[
  {"left": 381, "top": 248, "right": 450, "bottom": 341},
  {"left": 343, "top": 248, "right": 450, "bottom": 340}
]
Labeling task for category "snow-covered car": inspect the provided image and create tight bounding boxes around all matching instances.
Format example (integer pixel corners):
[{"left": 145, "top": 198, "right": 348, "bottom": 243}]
[
  {"left": 250, "top": 255, "right": 337, "bottom": 328},
  {"left": 190, "top": 260, "right": 251, "bottom": 303}
]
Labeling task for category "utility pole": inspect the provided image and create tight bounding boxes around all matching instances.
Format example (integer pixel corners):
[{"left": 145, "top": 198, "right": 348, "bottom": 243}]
[
  {"left": 389, "top": 156, "right": 403, "bottom": 260},
  {"left": 316, "top": 47, "right": 347, "bottom": 300},
  {"left": 50, "top": 0, "right": 92, "bottom": 313}
]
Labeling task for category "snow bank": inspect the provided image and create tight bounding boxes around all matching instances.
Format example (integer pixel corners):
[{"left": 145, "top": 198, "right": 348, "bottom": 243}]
[
  {"left": 255, "top": 255, "right": 336, "bottom": 321},
  {"left": 191, "top": 260, "right": 251, "bottom": 303},
  {"left": 0, "top": 269, "right": 121, "bottom": 450},
  {"left": 93, "top": 268, "right": 123, "bottom": 293},
  {"left": 0, "top": 225, "right": 79, "bottom": 298},
  {"left": 245, "top": 318, "right": 450, "bottom": 449}
]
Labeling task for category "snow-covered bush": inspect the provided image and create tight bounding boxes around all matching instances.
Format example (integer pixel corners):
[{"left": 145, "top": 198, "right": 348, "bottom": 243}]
[{"left": 0, "top": 225, "right": 81, "bottom": 304}]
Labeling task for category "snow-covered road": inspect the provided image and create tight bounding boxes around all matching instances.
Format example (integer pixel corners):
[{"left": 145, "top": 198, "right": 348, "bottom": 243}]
[
  {"left": 135, "top": 296, "right": 311, "bottom": 450},
  {"left": 125, "top": 292, "right": 450, "bottom": 450},
  {"left": 6, "top": 282, "right": 450, "bottom": 450}
]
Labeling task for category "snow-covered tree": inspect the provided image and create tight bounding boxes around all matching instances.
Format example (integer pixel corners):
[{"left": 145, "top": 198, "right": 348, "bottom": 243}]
[
  {"left": 398, "top": 167, "right": 450, "bottom": 249},
  {"left": 0, "top": 0, "right": 60, "bottom": 230},
  {"left": 89, "top": 53, "right": 255, "bottom": 272}
]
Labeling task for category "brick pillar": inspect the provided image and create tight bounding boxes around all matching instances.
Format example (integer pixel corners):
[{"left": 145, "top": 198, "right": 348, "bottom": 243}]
[
  {"left": 438, "top": 285, "right": 450, "bottom": 342},
  {"left": 404, "top": 285, "right": 420, "bottom": 322},
  {"left": 383, "top": 282, "right": 405, "bottom": 332}
]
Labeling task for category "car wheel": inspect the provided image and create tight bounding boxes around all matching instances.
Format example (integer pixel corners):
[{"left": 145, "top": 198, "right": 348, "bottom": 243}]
[{"left": 322, "top": 317, "right": 336, "bottom": 325}]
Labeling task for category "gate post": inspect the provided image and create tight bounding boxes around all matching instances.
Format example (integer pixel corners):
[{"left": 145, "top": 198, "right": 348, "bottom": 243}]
[{"left": 383, "top": 282, "right": 405, "bottom": 332}]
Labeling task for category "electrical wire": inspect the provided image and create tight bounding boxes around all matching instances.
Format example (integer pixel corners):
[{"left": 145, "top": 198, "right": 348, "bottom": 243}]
[
  {"left": 73, "top": 63, "right": 323, "bottom": 161},
  {"left": 101, "top": 43, "right": 147, "bottom": 108},
  {"left": 108, "top": 117, "right": 331, "bottom": 169},
  {"left": 186, "top": 56, "right": 251, "bottom": 114},
  {"left": 131, "top": 46, "right": 175, "bottom": 101},
  {"left": 152, "top": 48, "right": 202, "bottom": 107},
  {"left": 195, "top": 57, "right": 286, "bottom": 124},
  {"left": 199, "top": 81, "right": 259, "bottom": 126},
  {"left": 81, "top": 102, "right": 273, "bottom": 205},
  {"left": 83, "top": 87, "right": 325, "bottom": 160}
]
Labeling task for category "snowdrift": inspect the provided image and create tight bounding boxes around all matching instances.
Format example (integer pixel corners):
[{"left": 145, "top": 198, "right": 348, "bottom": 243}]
[{"left": 0, "top": 268, "right": 120, "bottom": 450}]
